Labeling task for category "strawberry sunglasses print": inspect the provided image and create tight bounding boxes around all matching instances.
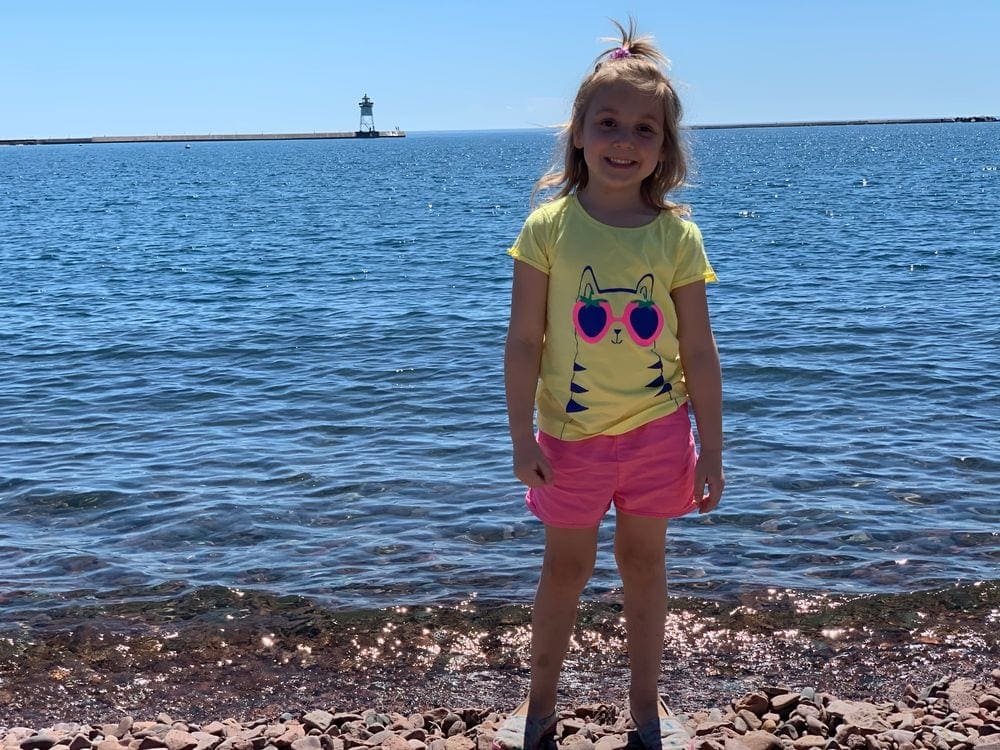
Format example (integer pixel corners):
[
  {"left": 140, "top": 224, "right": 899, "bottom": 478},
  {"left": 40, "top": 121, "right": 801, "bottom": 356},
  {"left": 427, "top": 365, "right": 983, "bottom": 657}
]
[{"left": 573, "top": 293, "right": 664, "bottom": 346}]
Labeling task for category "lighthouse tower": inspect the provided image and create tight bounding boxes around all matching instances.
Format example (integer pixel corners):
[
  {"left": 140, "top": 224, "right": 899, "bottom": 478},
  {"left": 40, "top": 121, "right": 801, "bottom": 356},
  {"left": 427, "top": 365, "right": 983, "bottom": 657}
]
[{"left": 358, "top": 94, "right": 376, "bottom": 135}]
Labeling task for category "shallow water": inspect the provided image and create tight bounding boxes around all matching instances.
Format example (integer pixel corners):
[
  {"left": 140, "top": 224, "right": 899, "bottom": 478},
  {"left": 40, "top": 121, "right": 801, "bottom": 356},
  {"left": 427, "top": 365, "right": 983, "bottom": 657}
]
[{"left": 1, "top": 124, "right": 998, "bottom": 619}]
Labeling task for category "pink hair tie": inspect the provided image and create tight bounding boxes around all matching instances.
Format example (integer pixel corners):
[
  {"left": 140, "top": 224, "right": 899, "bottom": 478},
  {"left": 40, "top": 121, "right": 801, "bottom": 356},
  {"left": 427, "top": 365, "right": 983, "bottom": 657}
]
[{"left": 610, "top": 47, "right": 632, "bottom": 60}]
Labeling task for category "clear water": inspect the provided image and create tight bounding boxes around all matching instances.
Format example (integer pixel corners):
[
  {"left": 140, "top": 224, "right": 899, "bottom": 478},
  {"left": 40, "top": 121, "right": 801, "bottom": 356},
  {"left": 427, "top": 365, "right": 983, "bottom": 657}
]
[{"left": 1, "top": 124, "right": 997, "bottom": 620}]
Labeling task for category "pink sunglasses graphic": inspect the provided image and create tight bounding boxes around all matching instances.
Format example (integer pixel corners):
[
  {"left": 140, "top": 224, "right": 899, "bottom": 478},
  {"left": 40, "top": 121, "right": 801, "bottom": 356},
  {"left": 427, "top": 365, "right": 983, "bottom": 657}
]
[{"left": 573, "top": 294, "right": 664, "bottom": 346}]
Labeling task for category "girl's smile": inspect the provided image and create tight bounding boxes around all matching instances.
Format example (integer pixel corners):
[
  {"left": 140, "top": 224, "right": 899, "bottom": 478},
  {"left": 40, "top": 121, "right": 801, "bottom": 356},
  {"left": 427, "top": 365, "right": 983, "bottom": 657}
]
[{"left": 573, "top": 81, "right": 665, "bottom": 197}]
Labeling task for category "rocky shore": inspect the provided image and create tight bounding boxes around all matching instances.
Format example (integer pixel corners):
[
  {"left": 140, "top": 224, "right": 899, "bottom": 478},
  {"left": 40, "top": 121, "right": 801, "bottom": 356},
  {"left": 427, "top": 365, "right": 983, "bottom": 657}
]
[{"left": 4, "top": 673, "right": 999, "bottom": 750}]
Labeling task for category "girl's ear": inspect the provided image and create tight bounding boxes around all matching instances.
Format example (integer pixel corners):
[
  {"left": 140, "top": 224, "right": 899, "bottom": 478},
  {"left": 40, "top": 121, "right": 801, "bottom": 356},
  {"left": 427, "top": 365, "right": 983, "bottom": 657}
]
[{"left": 572, "top": 125, "right": 583, "bottom": 149}]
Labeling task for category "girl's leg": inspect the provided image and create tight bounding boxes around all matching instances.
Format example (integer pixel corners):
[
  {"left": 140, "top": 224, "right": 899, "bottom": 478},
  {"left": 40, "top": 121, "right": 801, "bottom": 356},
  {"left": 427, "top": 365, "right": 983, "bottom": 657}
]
[
  {"left": 528, "top": 524, "right": 599, "bottom": 717},
  {"left": 613, "top": 512, "right": 670, "bottom": 725}
]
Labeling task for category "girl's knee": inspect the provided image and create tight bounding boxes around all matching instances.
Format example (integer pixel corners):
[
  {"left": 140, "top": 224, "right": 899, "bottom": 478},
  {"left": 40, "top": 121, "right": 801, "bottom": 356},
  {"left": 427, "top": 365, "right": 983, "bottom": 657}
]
[
  {"left": 541, "top": 551, "right": 595, "bottom": 590},
  {"left": 615, "top": 545, "right": 666, "bottom": 579}
]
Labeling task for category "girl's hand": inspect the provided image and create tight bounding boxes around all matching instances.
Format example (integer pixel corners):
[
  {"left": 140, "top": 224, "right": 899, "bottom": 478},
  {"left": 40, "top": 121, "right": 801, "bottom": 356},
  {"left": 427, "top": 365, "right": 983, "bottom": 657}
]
[
  {"left": 694, "top": 448, "right": 724, "bottom": 513},
  {"left": 512, "top": 439, "right": 554, "bottom": 488}
]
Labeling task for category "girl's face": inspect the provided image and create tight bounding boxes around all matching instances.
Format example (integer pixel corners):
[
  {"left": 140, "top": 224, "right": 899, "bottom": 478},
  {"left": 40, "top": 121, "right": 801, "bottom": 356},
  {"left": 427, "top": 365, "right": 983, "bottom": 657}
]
[{"left": 573, "top": 81, "right": 666, "bottom": 200}]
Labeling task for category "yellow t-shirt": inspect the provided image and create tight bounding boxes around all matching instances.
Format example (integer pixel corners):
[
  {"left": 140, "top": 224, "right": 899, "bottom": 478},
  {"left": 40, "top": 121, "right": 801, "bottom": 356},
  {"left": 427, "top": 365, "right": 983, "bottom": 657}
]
[{"left": 509, "top": 195, "right": 717, "bottom": 440}]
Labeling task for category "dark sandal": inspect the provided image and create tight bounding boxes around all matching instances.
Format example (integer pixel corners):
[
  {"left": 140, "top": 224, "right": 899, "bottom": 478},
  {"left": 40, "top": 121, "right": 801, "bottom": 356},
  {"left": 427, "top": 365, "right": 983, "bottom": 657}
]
[{"left": 632, "top": 697, "right": 692, "bottom": 750}]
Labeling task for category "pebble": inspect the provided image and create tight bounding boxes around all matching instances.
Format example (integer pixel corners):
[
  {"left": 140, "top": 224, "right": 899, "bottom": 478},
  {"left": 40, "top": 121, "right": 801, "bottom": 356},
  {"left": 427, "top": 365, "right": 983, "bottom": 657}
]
[{"left": 4, "top": 675, "right": 998, "bottom": 750}]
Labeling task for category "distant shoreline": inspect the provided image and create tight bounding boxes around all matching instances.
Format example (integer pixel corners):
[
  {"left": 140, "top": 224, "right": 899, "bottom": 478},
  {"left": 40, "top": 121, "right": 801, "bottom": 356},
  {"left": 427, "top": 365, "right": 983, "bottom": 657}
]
[
  {"left": 0, "top": 116, "right": 996, "bottom": 145},
  {"left": 690, "top": 115, "right": 998, "bottom": 130},
  {"left": 0, "top": 130, "right": 406, "bottom": 146}
]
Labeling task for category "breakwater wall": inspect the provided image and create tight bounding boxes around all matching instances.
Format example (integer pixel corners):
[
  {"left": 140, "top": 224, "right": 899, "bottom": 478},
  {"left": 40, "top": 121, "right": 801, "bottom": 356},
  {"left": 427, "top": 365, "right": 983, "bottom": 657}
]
[
  {"left": 0, "top": 130, "right": 406, "bottom": 146},
  {"left": 692, "top": 115, "right": 997, "bottom": 130}
]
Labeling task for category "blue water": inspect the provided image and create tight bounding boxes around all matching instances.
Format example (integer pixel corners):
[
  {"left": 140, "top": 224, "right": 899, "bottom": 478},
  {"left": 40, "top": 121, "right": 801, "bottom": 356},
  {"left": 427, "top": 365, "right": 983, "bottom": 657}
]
[{"left": 1, "top": 124, "right": 998, "bottom": 619}]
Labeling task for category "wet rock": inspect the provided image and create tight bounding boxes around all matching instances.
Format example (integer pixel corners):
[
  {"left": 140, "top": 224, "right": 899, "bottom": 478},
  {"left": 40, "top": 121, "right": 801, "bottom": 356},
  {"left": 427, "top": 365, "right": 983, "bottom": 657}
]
[{"left": 21, "top": 737, "right": 58, "bottom": 750}]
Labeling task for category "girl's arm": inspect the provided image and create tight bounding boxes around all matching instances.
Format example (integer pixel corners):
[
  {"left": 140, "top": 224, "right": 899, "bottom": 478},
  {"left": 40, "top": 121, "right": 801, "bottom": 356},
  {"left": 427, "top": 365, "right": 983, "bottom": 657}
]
[
  {"left": 672, "top": 280, "right": 725, "bottom": 513},
  {"left": 504, "top": 260, "right": 553, "bottom": 487}
]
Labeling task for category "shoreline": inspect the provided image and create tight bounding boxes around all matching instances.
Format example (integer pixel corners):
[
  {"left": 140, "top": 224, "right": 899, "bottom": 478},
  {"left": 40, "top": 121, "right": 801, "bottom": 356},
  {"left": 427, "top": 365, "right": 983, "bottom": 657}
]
[
  {"left": 1, "top": 583, "right": 995, "bottom": 728},
  {"left": 0, "top": 131, "right": 406, "bottom": 146}
]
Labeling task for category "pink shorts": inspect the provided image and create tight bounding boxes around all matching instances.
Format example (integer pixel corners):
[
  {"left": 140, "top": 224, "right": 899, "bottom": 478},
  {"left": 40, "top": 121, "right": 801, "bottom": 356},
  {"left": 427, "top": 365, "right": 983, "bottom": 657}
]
[{"left": 526, "top": 405, "right": 698, "bottom": 528}]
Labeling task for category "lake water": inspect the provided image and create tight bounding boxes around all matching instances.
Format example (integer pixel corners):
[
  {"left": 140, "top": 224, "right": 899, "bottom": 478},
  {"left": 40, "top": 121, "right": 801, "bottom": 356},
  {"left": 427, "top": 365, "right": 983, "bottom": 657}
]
[{"left": 1, "top": 124, "right": 997, "bottom": 625}]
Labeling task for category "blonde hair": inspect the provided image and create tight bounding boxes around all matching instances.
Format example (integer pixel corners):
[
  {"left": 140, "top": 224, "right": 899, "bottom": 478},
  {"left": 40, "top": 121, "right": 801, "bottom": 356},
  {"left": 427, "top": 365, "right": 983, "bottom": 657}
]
[{"left": 531, "top": 18, "right": 689, "bottom": 214}]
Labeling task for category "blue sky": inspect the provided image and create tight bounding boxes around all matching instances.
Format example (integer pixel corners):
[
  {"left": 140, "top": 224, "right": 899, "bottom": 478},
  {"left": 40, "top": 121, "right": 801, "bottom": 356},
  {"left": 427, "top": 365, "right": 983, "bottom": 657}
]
[{"left": 2, "top": 0, "right": 998, "bottom": 138}]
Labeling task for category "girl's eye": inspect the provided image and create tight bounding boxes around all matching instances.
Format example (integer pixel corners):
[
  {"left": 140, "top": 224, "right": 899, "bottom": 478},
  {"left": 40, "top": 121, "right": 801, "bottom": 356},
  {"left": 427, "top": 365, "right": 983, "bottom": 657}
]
[{"left": 599, "top": 119, "right": 616, "bottom": 128}]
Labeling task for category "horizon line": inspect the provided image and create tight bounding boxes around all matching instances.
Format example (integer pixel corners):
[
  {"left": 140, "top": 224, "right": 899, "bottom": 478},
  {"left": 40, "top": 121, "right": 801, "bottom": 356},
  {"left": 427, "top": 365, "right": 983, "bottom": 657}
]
[{"left": 2, "top": 115, "right": 997, "bottom": 145}]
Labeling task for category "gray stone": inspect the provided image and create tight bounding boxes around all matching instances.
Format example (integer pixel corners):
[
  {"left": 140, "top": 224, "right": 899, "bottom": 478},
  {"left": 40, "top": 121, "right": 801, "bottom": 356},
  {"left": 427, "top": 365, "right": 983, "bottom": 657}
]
[
  {"left": 792, "top": 738, "right": 826, "bottom": 750},
  {"left": 290, "top": 739, "right": 323, "bottom": 750}
]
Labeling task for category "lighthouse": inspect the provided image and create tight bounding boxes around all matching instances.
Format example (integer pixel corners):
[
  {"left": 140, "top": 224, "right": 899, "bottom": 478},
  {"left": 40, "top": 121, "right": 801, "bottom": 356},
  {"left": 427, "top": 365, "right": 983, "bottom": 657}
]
[{"left": 358, "top": 94, "right": 376, "bottom": 136}]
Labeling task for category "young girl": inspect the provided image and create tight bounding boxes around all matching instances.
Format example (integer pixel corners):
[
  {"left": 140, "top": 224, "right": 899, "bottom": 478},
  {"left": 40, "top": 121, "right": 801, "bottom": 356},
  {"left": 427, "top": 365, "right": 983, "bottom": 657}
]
[{"left": 495, "top": 19, "right": 724, "bottom": 750}]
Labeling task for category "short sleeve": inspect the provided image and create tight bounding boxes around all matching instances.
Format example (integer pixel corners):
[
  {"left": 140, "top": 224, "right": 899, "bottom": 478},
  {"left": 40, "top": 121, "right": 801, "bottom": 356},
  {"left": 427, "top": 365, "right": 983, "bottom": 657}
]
[
  {"left": 507, "top": 208, "right": 552, "bottom": 275},
  {"left": 670, "top": 220, "right": 718, "bottom": 290}
]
